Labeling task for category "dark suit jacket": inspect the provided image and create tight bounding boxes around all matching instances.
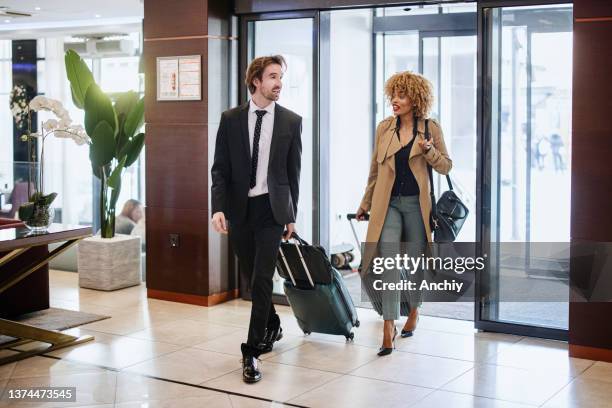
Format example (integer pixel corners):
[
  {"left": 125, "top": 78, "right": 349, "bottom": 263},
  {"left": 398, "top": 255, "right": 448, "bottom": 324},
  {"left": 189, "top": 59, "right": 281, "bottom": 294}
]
[{"left": 211, "top": 101, "right": 302, "bottom": 226}]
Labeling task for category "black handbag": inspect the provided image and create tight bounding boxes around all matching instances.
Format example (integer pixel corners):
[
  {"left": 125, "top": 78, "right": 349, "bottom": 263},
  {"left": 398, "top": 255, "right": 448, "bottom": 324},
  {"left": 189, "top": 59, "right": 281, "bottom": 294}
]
[{"left": 423, "top": 119, "right": 469, "bottom": 243}]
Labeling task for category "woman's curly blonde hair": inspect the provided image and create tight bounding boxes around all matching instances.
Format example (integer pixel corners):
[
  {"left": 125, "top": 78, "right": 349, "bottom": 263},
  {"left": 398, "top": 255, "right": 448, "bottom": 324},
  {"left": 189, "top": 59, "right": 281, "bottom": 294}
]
[{"left": 384, "top": 71, "right": 434, "bottom": 119}]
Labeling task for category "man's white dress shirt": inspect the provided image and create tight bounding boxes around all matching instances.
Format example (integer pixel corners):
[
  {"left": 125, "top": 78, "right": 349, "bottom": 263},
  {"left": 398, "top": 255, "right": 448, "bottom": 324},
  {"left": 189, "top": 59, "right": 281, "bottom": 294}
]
[{"left": 247, "top": 99, "right": 275, "bottom": 197}]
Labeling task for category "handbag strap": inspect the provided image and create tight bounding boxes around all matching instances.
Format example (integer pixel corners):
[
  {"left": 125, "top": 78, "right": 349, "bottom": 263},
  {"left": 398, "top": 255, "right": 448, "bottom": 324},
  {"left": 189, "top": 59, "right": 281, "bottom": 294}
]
[
  {"left": 422, "top": 118, "right": 439, "bottom": 225},
  {"left": 422, "top": 118, "right": 453, "bottom": 191}
]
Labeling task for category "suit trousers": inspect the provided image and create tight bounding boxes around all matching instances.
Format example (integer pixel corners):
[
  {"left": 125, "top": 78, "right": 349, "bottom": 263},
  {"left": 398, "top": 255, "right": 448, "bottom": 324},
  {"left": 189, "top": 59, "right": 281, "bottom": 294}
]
[{"left": 229, "top": 194, "right": 284, "bottom": 347}]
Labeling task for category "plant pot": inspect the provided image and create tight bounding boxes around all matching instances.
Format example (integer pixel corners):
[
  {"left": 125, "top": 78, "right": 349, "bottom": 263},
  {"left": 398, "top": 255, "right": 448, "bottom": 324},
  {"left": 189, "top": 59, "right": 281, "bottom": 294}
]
[
  {"left": 77, "top": 234, "right": 141, "bottom": 291},
  {"left": 19, "top": 192, "right": 58, "bottom": 233},
  {"left": 23, "top": 204, "right": 55, "bottom": 233}
]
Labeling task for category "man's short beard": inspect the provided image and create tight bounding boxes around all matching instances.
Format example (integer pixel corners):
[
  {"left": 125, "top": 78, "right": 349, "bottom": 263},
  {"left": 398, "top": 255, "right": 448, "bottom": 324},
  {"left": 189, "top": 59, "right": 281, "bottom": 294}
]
[{"left": 264, "top": 88, "right": 280, "bottom": 101}]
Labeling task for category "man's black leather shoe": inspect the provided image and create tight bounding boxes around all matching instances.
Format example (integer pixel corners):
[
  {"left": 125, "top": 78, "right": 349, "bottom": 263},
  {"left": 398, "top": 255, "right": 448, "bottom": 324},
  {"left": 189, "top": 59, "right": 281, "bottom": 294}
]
[
  {"left": 241, "top": 343, "right": 262, "bottom": 383},
  {"left": 258, "top": 314, "right": 283, "bottom": 354},
  {"left": 259, "top": 326, "right": 283, "bottom": 353}
]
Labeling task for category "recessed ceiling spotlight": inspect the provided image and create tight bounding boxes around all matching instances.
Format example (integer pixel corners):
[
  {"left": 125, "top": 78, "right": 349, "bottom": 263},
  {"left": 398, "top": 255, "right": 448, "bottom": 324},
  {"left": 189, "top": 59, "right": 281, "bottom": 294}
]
[
  {"left": 35, "top": 6, "right": 41, "bottom": 11},
  {"left": 4, "top": 19, "right": 10, "bottom": 23},
  {"left": 95, "top": 14, "right": 101, "bottom": 18}
]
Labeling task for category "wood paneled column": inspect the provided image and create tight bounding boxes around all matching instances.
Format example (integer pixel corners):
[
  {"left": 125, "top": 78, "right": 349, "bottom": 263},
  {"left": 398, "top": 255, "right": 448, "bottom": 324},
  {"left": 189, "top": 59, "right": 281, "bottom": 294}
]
[
  {"left": 143, "top": 0, "right": 237, "bottom": 306},
  {"left": 570, "top": 1, "right": 612, "bottom": 362}
]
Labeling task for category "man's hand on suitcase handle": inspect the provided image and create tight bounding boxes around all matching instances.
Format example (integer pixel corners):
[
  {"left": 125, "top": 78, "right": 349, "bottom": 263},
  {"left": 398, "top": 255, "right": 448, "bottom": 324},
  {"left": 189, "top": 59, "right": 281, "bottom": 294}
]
[
  {"left": 283, "top": 223, "right": 296, "bottom": 241},
  {"left": 211, "top": 212, "right": 228, "bottom": 234}
]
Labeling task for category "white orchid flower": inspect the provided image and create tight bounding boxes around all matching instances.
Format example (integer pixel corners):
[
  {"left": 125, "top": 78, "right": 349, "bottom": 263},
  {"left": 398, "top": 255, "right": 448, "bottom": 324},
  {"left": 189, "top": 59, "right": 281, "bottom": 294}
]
[
  {"left": 71, "top": 125, "right": 91, "bottom": 145},
  {"left": 29, "top": 95, "right": 47, "bottom": 111},
  {"left": 59, "top": 117, "right": 72, "bottom": 128},
  {"left": 42, "top": 119, "right": 59, "bottom": 132}
]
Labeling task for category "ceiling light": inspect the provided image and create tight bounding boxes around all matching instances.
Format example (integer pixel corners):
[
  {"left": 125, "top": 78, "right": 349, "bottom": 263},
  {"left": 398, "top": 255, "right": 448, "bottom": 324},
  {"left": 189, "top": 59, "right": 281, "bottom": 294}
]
[
  {"left": 4, "top": 19, "right": 10, "bottom": 23},
  {"left": 95, "top": 14, "right": 101, "bottom": 18},
  {"left": 35, "top": 6, "right": 41, "bottom": 11}
]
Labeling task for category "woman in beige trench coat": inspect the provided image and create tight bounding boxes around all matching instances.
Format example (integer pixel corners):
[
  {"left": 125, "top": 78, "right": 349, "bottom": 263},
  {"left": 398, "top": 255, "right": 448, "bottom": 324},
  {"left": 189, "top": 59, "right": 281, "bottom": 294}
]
[{"left": 356, "top": 71, "right": 452, "bottom": 356}]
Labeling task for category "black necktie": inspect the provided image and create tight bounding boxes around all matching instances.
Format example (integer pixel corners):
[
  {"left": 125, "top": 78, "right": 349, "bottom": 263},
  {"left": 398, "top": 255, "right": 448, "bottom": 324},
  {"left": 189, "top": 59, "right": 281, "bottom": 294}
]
[{"left": 250, "top": 109, "right": 267, "bottom": 189}]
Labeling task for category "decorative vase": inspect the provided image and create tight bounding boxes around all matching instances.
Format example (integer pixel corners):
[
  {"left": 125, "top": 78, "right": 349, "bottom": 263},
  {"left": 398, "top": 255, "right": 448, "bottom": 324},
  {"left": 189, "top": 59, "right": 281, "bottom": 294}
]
[
  {"left": 23, "top": 204, "right": 55, "bottom": 233},
  {"left": 77, "top": 234, "right": 142, "bottom": 291}
]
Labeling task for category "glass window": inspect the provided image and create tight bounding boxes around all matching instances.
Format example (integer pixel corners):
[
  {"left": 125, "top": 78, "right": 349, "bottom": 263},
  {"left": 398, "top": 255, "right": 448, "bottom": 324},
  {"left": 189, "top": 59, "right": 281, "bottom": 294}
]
[
  {"left": 100, "top": 56, "right": 142, "bottom": 93},
  {"left": 37, "top": 34, "right": 144, "bottom": 227}
]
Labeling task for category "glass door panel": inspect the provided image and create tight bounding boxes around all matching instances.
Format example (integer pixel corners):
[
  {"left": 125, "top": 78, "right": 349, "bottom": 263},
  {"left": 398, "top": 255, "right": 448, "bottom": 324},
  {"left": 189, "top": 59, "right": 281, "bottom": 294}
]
[
  {"left": 368, "top": 3, "right": 478, "bottom": 319},
  {"left": 248, "top": 18, "right": 314, "bottom": 244},
  {"left": 423, "top": 34, "right": 477, "bottom": 243},
  {"left": 380, "top": 32, "right": 419, "bottom": 120},
  {"left": 479, "top": 4, "right": 573, "bottom": 335},
  {"left": 242, "top": 15, "right": 316, "bottom": 298}
]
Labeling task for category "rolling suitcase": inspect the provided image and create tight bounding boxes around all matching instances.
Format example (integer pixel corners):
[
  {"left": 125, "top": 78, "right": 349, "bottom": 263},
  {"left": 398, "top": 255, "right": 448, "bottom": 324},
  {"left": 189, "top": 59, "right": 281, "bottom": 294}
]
[{"left": 276, "top": 233, "right": 360, "bottom": 341}]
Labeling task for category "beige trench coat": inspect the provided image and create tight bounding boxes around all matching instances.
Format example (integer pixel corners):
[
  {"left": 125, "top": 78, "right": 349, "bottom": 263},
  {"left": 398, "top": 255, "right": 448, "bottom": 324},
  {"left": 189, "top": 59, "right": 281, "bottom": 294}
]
[{"left": 359, "top": 116, "right": 452, "bottom": 273}]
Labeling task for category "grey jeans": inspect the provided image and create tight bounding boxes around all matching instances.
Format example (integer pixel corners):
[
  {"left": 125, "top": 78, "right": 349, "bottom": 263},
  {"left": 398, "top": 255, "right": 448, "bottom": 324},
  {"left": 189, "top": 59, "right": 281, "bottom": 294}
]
[{"left": 379, "top": 195, "right": 427, "bottom": 320}]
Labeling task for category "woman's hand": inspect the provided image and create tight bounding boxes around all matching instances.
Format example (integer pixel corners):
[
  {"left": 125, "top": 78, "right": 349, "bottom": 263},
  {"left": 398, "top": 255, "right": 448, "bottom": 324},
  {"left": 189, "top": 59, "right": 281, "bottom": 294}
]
[
  {"left": 417, "top": 138, "right": 433, "bottom": 152},
  {"left": 356, "top": 207, "right": 368, "bottom": 221}
]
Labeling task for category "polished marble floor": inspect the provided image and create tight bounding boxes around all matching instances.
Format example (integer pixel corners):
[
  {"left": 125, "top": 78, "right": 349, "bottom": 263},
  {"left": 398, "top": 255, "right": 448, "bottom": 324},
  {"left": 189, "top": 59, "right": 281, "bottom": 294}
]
[{"left": 0, "top": 270, "right": 610, "bottom": 407}]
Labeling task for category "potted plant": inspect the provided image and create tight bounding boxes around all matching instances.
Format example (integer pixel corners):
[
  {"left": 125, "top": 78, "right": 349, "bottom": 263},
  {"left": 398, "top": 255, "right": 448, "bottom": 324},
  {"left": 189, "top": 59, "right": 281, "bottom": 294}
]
[
  {"left": 10, "top": 85, "right": 90, "bottom": 232},
  {"left": 65, "top": 49, "right": 146, "bottom": 290}
]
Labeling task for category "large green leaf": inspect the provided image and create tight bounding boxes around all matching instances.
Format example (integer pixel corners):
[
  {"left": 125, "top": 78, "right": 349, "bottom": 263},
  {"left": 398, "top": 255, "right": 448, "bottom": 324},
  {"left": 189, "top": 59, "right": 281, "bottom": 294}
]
[
  {"left": 116, "top": 121, "right": 128, "bottom": 157},
  {"left": 84, "top": 83, "right": 118, "bottom": 137},
  {"left": 107, "top": 156, "right": 126, "bottom": 190},
  {"left": 89, "top": 121, "right": 116, "bottom": 170},
  {"left": 114, "top": 91, "right": 139, "bottom": 117},
  {"left": 124, "top": 132, "right": 145, "bottom": 167},
  {"left": 114, "top": 91, "right": 139, "bottom": 155},
  {"left": 124, "top": 97, "right": 144, "bottom": 140},
  {"left": 65, "top": 49, "right": 94, "bottom": 109},
  {"left": 36, "top": 192, "right": 58, "bottom": 207}
]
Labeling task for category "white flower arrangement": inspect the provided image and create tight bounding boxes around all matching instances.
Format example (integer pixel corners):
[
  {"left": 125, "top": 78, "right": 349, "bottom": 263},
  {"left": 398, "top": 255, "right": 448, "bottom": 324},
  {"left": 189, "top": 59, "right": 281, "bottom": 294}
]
[
  {"left": 16, "top": 95, "right": 92, "bottom": 200},
  {"left": 22, "top": 95, "right": 91, "bottom": 146}
]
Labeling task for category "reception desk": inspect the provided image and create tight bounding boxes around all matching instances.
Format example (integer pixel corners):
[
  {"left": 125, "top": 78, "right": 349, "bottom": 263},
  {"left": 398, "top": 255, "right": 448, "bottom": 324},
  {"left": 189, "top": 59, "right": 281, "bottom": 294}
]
[{"left": 0, "top": 223, "right": 94, "bottom": 365}]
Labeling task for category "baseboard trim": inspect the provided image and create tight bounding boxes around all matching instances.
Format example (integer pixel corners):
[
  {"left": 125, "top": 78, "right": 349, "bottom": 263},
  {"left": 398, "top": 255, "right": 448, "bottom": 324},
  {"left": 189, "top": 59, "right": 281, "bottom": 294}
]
[
  {"left": 569, "top": 344, "right": 612, "bottom": 363},
  {"left": 147, "top": 288, "right": 240, "bottom": 307}
]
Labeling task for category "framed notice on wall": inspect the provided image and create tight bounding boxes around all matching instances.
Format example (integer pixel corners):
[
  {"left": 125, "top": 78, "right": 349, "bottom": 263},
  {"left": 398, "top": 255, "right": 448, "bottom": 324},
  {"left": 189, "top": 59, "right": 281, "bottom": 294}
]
[{"left": 156, "top": 55, "right": 202, "bottom": 101}]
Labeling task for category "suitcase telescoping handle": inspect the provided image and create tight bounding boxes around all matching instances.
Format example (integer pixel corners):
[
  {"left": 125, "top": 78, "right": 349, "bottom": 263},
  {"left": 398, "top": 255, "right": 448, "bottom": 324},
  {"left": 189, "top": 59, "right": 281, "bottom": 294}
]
[
  {"left": 280, "top": 232, "right": 315, "bottom": 288},
  {"left": 346, "top": 213, "right": 370, "bottom": 221},
  {"left": 278, "top": 246, "right": 297, "bottom": 287},
  {"left": 346, "top": 213, "right": 369, "bottom": 256}
]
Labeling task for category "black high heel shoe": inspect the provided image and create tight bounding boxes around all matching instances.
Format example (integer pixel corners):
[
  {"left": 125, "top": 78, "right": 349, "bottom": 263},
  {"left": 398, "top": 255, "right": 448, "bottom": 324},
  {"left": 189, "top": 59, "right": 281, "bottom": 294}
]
[
  {"left": 400, "top": 328, "right": 414, "bottom": 338},
  {"left": 377, "top": 327, "right": 397, "bottom": 356},
  {"left": 401, "top": 309, "right": 420, "bottom": 338}
]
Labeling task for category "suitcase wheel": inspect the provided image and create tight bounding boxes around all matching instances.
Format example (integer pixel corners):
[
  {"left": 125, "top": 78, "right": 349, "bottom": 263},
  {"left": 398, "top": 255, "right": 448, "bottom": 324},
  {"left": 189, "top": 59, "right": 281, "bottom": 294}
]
[
  {"left": 345, "top": 332, "right": 354, "bottom": 342},
  {"left": 303, "top": 331, "right": 311, "bottom": 336},
  {"left": 355, "top": 320, "right": 360, "bottom": 328}
]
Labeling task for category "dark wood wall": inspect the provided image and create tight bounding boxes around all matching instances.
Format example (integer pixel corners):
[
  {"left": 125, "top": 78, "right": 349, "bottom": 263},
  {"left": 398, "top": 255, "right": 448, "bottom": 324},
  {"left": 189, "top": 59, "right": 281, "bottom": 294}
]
[
  {"left": 143, "top": 0, "right": 236, "bottom": 306},
  {"left": 570, "top": 0, "right": 612, "bottom": 362}
]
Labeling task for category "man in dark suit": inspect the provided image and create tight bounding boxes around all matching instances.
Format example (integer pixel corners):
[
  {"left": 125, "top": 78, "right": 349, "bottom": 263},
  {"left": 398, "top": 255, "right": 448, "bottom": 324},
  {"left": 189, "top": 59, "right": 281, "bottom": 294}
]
[{"left": 210, "top": 55, "right": 302, "bottom": 383}]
